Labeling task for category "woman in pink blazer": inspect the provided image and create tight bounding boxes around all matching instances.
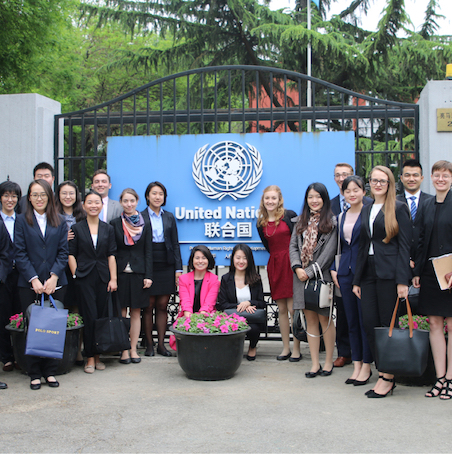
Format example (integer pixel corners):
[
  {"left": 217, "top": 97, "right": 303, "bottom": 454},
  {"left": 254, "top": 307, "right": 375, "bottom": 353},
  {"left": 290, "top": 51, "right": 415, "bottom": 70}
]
[{"left": 179, "top": 245, "right": 219, "bottom": 316}]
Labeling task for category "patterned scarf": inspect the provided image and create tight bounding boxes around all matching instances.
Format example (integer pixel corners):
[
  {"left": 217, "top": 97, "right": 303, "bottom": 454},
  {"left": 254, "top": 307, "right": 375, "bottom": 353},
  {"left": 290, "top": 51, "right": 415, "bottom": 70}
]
[
  {"left": 300, "top": 211, "right": 320, "bottom": 268},
  {"left": 122, "top": 212, "right": 145, "bottom": 245}
]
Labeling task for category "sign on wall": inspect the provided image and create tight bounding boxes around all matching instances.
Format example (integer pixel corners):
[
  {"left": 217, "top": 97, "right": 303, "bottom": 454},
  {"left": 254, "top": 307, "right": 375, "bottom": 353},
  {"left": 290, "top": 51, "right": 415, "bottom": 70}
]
[{"left": 108, "top": 132, "right": 354, "bottom": 266}]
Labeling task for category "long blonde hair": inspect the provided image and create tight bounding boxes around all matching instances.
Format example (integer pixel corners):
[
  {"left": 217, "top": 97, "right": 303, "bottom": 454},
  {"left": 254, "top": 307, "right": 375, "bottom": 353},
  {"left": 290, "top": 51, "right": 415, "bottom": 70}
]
[
  {"left": 370, "top": 165, "right": 398, "bottom": 244},
  {"left": 257, "top": 185, "right": 285, "bottom": 227}
]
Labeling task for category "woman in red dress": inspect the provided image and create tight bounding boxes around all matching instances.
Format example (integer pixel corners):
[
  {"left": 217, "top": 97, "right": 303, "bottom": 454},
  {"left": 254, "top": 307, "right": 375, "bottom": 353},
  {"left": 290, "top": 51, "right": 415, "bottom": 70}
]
[{"left": 257, "top": 185, "right": 300, "bottom": 361}]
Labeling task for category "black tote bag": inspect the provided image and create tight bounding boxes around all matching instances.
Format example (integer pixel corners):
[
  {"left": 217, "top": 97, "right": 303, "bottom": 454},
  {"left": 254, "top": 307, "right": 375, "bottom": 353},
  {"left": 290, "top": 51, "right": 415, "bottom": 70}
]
[
  {"left": 374, "top": 297, "right": 429, "bottom": 376},
  {"left": 94, "top": 292, "right": 131, "bottom": 353}
]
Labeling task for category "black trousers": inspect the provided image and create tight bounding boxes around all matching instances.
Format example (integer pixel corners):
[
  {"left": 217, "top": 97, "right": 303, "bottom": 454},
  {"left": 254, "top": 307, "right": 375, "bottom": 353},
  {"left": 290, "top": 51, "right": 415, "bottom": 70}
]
[
  {"left": 246, "top": 323, "right": 261, "bottom": 349},
  {"left": 334, "top": 295, "right": 351, "bottom": 358},
  {"left": 359, "top": 257, "right": 398, "bottom": 370},
  {"left": 76, "top": 268, "right": 109, "bottom": 358},
  {"left": 19, "top": 286, "right": 67, "bottom": 380},
  {"left": 0, "top": 269, "right": 20, "bottom": 363}
]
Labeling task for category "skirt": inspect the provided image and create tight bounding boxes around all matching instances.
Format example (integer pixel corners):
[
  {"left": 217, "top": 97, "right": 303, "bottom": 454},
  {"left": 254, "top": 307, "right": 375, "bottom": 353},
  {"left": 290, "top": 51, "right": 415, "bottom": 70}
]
[
  {"left": 149, "top": 243, "right": 176, "bottom": 296},
  {"left": 118, "top": 273, "right": 152, "bottom": 309},
  {"left": 419, "top": 261, "right": 452, "bottom": 317}
]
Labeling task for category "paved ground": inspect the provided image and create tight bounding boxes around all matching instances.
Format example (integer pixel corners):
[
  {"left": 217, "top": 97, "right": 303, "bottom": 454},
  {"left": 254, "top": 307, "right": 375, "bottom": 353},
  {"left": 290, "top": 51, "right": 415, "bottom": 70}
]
[{"left": 0, "top": 341, "right": 451, "bottom": 454}]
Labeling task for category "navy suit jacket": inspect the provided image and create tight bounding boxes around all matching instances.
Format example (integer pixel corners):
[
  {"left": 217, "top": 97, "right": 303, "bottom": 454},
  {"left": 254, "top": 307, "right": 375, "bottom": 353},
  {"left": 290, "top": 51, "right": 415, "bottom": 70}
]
[
  {"left": 141, "top": 208, "right": 182, "bottom": 270},
  {"left": 353, "top": 200, "right": 412, "bottom": 286},
  {"left": 14, "top": 213, "right": 69, "bottom": 288},
  {"left": 69, "top": 219, "right": 116, "bottom": 283},
  {"left": 331, "top": 211, "right": 362, "bottom": 277},
  {"left": 396, "top": 191, "right": 434, "bottom": 263},
  {"left": 331, "top": 194, "right": 373, "bottom": 216},
  {"left": 0, "top": 221, "right": 12, "bottom": 283}
]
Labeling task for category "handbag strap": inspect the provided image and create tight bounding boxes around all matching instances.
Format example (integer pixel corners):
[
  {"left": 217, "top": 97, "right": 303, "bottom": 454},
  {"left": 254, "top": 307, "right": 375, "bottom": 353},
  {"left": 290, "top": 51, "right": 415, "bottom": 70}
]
[
  {"left": 336, "top": 212, "right": 343, "bottom": 257},
  {"left": 305, "top": 301, "right": 334, "bottom": 338},
  {"left": 106, "top": 292, "right": 123, "bottom": 319},
  {"left": 40, "top": 294, "right": 58, "bottom": 310},
  {"left": 389, "top": 296, "right": 413, "bottom": 339},
  {"left": 313, "top": 262, "right": 325, "bottom": 282}
]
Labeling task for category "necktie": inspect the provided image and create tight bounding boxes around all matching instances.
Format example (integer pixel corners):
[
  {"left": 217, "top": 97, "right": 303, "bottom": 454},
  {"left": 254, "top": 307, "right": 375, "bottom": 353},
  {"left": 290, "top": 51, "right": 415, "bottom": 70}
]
[
  {"left": 409, "top": 196, "right": 417, "bottom": 221},
  {"left": 341, "top": 199, "right": 349, "bottom": 212}
]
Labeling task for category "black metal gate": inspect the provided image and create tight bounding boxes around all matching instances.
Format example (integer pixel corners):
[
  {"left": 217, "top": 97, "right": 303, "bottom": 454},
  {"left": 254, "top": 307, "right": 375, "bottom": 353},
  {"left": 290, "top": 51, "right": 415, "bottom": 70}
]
[
  {"left": 54, "top": 65, "right": 419, "bottom": 193},
  {"left": 54, "top": 65, "right": 419, "bottom": 338}
]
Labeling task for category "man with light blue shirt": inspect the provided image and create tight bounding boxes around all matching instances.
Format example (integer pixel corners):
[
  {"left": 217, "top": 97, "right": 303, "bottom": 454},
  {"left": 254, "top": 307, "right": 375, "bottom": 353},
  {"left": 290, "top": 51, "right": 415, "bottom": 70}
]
[{"left": 0, "top": 180, "right": 21, "bottom": 377}]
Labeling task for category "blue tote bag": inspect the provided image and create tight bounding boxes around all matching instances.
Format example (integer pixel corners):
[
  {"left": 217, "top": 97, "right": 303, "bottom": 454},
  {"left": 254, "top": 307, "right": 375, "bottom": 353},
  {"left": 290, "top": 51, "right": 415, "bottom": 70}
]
[{"left": 25, "top": 295, "right": 68, "bottom": 359}]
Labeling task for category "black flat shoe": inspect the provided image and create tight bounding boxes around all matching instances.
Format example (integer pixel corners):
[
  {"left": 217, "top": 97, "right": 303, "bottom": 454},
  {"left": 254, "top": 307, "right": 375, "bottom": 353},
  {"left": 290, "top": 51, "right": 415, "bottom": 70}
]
[
  {"left": 157, "top": 345, "right": 172, "bottom": 357},
  {"left": 276, "top": 352, "right": 291, "bottom": 361},
  {"left": 145, "top": 347, "right": 155, "bottom": 357},
  {"left": 354, "top": 370, "right": 373, "bottom": 386},
  {"left": 305, "top": 367, "right": 322, "bottom": 378},
  {"left": 320, "top": 367, "right": 334, "bottom": 376},
  {"left": 246, "top": 355, "right": 256, "bottom": 361},
  {"left": 0, "top": 381, "right": 7, "bottom": 389},
  {"left": 289, "top": 355, "right": 302, "bottom": 362},
  {"left": 119, "top": 358, "right": 131, "bottom": 364},
  {"left": 131, "top": 357, "right": 141, "bottom": 364},
  {"left": 45, "top": 378, "right": 59, "bottom": 388},
  {"left": 30, "top": 381, "right": 41, "bottom": 390},
  {"left": 345, "top": 378, "right": 356, "bottom": 385}
]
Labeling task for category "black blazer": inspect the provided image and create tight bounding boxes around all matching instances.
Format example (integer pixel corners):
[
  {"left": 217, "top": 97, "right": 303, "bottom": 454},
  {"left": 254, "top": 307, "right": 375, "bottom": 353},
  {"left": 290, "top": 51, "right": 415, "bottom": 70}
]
[
  {"left": 110, "top": 216, "right": 153, "bottom": 279},
  {"left": 141, "top": 208, "right": 182, "bottom": 270},
  {"left": 69, "top": 219, "right": 116, "bottom": 283},
  {"left": 256, "top": 209, "right": 297, "bottom": 253},
  {"left": 396, "top": 191, "right": 434, "bottom": 263},
  {"left": 331, "top": 194, "right": 373, "bottom": 216},
  {"left": 331, "top": 211, "right": 362, "bottom": 276},
  {"left": 14, "top": 213, "right": 69, "bottom": 288},
  {"left": 353, "top": 200, "right": 412, "bottom": 286},
  {"left": 414, "top": 191, "right": 452, "bottom": 277},
  {"left": 0, "top": 221, "right": 11, "bottom": 283},
  {"left": 216, "top": 271, "right": 265, "bottom": 311}
]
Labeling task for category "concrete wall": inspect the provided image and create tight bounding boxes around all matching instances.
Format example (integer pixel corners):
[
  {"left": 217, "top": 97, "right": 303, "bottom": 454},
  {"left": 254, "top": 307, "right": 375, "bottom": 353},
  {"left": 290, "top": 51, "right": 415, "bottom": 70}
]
[
  {"left": 418, "top": 81, "right": 452, "bottom": 193},
  {"left": 0, "top": 93, "right": 61, "bottom": 193}
]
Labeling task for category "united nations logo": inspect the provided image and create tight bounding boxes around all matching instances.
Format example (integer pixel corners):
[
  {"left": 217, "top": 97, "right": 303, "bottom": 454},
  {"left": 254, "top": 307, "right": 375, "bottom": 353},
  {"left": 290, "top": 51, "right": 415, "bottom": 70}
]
[{"left": 192, "top": 141, "right": 263, "bottom": 200}]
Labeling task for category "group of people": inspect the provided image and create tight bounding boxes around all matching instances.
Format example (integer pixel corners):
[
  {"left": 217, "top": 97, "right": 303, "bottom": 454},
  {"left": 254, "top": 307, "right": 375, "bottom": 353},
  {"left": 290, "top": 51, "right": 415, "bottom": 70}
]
[{"left": 1, "top": 158, "right": 452, "bottom": 401}]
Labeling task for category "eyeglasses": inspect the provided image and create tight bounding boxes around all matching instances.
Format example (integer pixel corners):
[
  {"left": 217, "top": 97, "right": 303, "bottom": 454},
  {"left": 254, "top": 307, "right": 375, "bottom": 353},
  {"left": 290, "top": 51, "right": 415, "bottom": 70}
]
[
  {"left": 1, "top": 195, "right": 18, "bottom": 200},
  {"left": 30, "top": 193, "right": 48, "bottom": 200},
  {"left": 432, "top": 174, "right": 451, "bottom": 180},
  {"left": 60, "top": 192, "right": 76, "bottom": 197},
  {"left": 369, "top": 178, "right": 389, "bottom": 186},
  {"left": 334, "top": 173, "right": 353, "bottom": 179}
]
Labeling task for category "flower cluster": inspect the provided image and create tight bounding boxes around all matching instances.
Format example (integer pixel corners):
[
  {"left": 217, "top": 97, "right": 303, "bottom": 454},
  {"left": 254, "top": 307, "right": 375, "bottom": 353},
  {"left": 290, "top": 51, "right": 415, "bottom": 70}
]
[
  {"left": 399, "top": 315, "right": 448, "bottom": 334},
  {"left": 173, "top": 311, "right": 249, "bottom": 334},
  {"left": 8, "top": 312, "right": 83, "bottom": 330}
]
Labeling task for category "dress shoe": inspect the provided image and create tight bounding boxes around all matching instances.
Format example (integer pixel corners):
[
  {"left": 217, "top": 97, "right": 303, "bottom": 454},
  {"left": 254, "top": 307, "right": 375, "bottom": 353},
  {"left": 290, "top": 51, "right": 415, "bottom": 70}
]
[
  {"left": 333, "top": 356, "right": 352, "bottom": 367},
  {"left": 119, "top": 358, "right": 132, "bottom": 364},
  {"left": 3, "top": 362, "right": 14, "bottom": 372},
  {"left": 276, "top": 352, "right": 291, "bottom": 361},
  {"left": 305, "top": 367, "right": 322, "bottom": 378},
  {"left": 30, "top": 381, "right": 41, "bottom": 390},
  {"left": 320, "top": 366, "right": 334, "bottom": 376},
  {"left": 345, "top": 378, "right": 356, "bottom": 385},
  {"left": 131, "top": 357, "right": 141, "bottom": 364},
  {"left": 84, "top": 364, "right": 95, "bottom": 374},
  {"left": 145, "top": 347, "right": 155, "bottom": 357},
  {"left": 289, "top": 355, "right": 302, "bottom": 362},
  {"left": 367, "top": 377, "right": 396, "bottom": 398},
  {"left": 95, "top": 361, "right": 106, "bottom": 370},
  {"left": 0, "top": 381, "right": 7, "bottom": 389},
  {"left": 354, "top": 370, "right": 373, "bottom": 386},
  {"left": 157, "top": 345, "right": 172, "bottom": 357},
  {"left": 246, "top": 355, "right": 256, "bottom": 361},
  {"left": 45, "top": 378, "right": 60, "bottom": 388}
]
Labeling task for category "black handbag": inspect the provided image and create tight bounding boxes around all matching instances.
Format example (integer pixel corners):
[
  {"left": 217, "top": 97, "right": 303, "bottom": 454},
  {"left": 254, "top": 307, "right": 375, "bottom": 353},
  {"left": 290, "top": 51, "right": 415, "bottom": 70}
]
[
  {"left": 94, "top": 292, "right": 131, "bottom": 353},
  {"left": 304, "top": 262, "right": 334, "bottom": 309},
  {"left": 224, "top": 308, "right": 266, "bottom": 324},
  {"left": 374, "top": 297, "right": 429, "bottom": 376}
]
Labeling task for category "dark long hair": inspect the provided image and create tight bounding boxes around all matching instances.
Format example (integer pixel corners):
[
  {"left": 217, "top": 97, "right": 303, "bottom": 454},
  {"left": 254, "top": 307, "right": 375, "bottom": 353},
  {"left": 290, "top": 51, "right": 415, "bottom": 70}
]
[
  {"left": 187, "top": 245, "right": 215, "bottom": 271},
  {"left": 296, "top": 182, "right": 333, "bottom": 235},
  {"left": 56, "top": 181, "right": 86, "bottom": 222},
  {"left": 25, "top": 180, "right": 61, "bottom": 228},
  {"left": 230, "top": 244, "right": 261, "bottom": 286}
]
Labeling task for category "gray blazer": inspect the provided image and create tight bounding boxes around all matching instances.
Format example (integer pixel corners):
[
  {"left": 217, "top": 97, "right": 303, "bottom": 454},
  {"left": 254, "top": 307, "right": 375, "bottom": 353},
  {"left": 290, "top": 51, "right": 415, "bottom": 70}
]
[
  {"left": 106, "top": 199, "right": 122, "bottom": 223},
  {"left": 289, "top": 216, "right": 337, "bottom": 310}
]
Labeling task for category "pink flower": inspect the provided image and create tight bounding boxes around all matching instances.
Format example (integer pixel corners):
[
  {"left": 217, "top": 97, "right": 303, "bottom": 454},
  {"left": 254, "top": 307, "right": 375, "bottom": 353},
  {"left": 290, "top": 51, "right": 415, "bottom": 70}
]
[
  {"left": 220, "top": 325, "right": 229, "bottom": 333},
  {"left": 213, "top": 317, "right": 222, "bottom": 327},
  {"left": 413, "top": 321, "right": 418, "bottom": 329},
  {"left": 197, "top": 322, "right": 205, "bottom": 329},
  {"left": 75, "top": 321, "right": 78, "bottom": 326},
  {"left": 203, "top": 328, "right": 210, "bottom": 334},
  {"left": 231, "top": 323, "right": 238, "bottom": 331}
]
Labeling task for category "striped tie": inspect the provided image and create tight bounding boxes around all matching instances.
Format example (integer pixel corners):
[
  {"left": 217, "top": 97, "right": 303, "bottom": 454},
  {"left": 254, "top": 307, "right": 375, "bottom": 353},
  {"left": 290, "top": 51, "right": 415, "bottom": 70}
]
[{"left": 409, "top": 196, "right": 417, "bottom": 221}]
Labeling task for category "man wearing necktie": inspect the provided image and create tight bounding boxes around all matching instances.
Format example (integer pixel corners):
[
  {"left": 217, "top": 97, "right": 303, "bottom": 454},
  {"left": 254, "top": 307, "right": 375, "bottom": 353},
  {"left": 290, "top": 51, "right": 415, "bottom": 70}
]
[
  {"left": 396, "top": 159, "right": 433, "bottom": 273},
  {"left": 91, "top": 170, "right": 122, "bottom": 223}
]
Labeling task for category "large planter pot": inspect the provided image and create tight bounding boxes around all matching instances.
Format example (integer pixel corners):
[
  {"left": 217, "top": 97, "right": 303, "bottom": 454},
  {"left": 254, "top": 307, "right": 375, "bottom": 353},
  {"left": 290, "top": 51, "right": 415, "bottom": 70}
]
[
  {"left": 170, "top": 326, "right": 250, "bottom": 381},
  {"left": 6, "top": 325, "right": 83, "bottom": 376}
]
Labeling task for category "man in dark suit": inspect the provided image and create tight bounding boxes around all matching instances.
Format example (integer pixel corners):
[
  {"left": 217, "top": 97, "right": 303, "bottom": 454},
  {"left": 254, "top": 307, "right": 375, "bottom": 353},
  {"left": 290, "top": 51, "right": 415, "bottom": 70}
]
[
  {"left": 396, "top": 159, "right": 433, "bottom": 271},
  {"left": 330, "top": 163, "right": 373, "bottom": 368},
  {"left": 91, "top": 170, "right": 122, "bottom": 223}
]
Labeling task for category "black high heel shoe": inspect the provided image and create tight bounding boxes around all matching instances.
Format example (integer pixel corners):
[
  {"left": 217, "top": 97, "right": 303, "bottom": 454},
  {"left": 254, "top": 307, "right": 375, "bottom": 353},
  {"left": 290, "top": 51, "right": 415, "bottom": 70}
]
[
  {"left": 354, "top": 370, "right": 372, "bottom": 386},
  {"left": 425, "top": 375, "right": 446, "bottom": 398},
  {"left": 367, "top": 376, "right": 395, "bottom": 398}
]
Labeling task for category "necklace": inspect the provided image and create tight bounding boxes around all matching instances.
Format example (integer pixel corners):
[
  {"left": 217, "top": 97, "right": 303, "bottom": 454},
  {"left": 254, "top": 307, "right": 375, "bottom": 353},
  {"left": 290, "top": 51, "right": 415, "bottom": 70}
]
[{"left": 265, "top": 221, "right": 278, "bottom": 237}]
